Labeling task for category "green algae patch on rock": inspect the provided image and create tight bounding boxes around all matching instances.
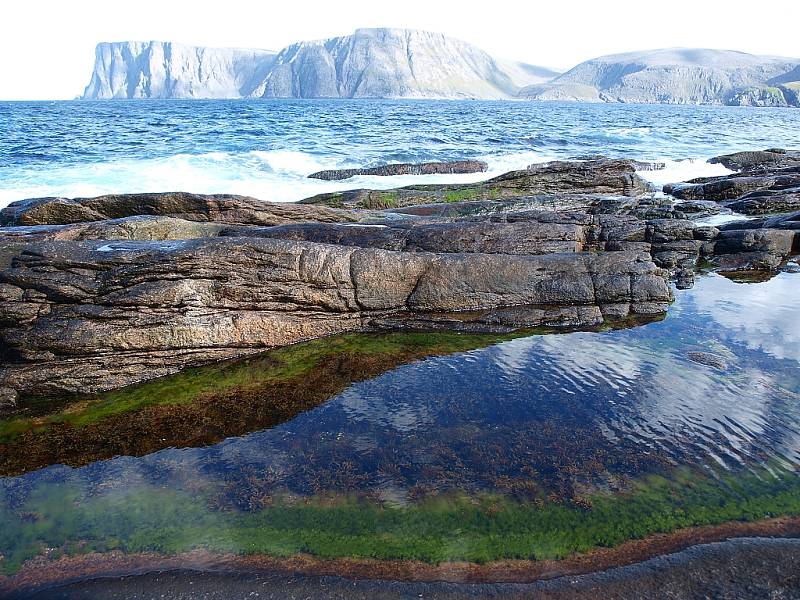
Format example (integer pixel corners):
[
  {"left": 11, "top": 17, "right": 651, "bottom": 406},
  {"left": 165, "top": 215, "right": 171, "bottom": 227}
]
[{"left": 2, "top": 465, "right": 799, "bottom": 576}]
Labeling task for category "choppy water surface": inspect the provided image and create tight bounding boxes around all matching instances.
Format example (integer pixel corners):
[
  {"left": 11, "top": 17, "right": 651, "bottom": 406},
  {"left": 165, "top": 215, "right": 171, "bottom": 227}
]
[
  {"left": 2, "top": 272, "right": 798, "bottom": 525},
  {"left": 2, "top": 100, "right": 800, "bottom": 206}
]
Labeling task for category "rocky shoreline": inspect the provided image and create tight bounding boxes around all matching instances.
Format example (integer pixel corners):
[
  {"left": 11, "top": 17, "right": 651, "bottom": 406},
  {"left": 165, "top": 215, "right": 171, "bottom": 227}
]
[
  {"left": 3, "top": 517, "right": 800, "bottom": 597},
  {"left": 1, "top": 151, "right": 799, "bottom": 408}
]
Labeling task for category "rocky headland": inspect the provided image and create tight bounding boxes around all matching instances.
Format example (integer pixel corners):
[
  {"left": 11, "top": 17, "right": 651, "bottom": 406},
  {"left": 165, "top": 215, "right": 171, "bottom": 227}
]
[
  {"left": 80, "top": 36, "right": 800, "bottom": 106},
  {"left": 82, "top": 31, "right": 558, "bottom": 100},
  {"left": 1, "top": 152, "right": 799, "bottom": 408}
]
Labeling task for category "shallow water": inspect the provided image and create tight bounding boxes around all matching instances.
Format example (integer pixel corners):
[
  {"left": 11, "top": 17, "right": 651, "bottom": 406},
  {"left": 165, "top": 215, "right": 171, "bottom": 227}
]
[
  {"left": 2, "top": 100, "right": 800, "bottom": 206},
  {"left": 1, "top": 272, "right": 799, "bottom": 572}
]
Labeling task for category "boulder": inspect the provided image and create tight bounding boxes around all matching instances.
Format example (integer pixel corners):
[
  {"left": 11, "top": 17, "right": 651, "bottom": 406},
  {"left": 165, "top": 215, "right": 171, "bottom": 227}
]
[
  {"left": 710, "top": 252, "right": 784, "bottom": 272},
  {"left": 665, "top": 176, "right": 787, "bottom": 201},
  {"left": 725, "top": 187, "right": 800, "bottom": 215},
  {"left": 713, "top": 229, "right": 796, "bottom": 256}
]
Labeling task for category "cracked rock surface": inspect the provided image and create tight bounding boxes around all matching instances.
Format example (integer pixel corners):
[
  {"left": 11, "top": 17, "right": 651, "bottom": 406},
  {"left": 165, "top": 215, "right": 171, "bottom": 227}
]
[{"left": 1, "top": 156, "right": 798, "bottom": 405}]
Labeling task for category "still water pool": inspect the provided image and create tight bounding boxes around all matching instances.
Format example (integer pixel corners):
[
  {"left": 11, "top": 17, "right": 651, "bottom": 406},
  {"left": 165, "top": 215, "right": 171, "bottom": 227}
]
[{"left": 1, "top": 270, "right": 798, "bottom": 573}]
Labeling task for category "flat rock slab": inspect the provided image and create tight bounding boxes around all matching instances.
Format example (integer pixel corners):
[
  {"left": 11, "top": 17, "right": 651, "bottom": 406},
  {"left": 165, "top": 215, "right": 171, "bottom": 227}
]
[
  {"left": 308, "top": 160, "right": 488, "bottom": 180},
  {"left": 0, "top": 236, "right": 671, "bottom": 400},
  {"left": 0, "top": 192, "right": 363, "bottom": 227},
  {"left": 302, "top": 159, "right": 652, "bottom": 209}
]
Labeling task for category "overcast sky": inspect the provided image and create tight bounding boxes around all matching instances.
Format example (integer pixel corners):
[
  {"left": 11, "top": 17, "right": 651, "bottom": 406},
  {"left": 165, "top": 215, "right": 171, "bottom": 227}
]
[{"left": 2, "top": 0, "right": 799, "bottom": 100}]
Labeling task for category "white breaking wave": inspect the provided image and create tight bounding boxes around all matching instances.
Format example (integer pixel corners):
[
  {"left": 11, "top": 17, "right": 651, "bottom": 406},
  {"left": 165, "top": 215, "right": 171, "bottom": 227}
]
[
  {"left": 0, "top": 150, "right": 732, "bottom": 209},
  {"left": 0, "top": 149, "right": 560, "bottom": 208},
  {"left": 637, "top": 158, "right": 732, "bottom": 189}
]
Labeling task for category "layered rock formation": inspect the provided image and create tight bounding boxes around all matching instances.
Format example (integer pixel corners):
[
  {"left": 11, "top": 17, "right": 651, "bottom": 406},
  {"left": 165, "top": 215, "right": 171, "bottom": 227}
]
[
  {"left": 519, "top": 49, "right": 800, "bottom": 107},
  {"left": 2, "top": 155, "right": 798, "bottom": 407},
  {"left": 661, "top": 149, "right": 800, "bottom": 271},
  {"left": 82, "top": 30, "right": 558, "bottom": 100},
  {"left": 665, "top": 149, "right": 800, "bottom": 215},
  {"left": 0, "top": 192, "right": 360, "bottom": 227}
]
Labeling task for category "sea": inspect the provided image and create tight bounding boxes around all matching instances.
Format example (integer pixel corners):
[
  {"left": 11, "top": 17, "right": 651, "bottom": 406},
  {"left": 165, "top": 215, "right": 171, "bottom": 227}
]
[{"left": 1, "top": 99, "right": 800, "bottom": 207}]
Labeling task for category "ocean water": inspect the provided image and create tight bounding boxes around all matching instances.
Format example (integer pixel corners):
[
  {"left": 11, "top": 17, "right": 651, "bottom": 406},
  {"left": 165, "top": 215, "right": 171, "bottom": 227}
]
[{"left": 2, "top": 100, "right": 800, "bottom": 208}]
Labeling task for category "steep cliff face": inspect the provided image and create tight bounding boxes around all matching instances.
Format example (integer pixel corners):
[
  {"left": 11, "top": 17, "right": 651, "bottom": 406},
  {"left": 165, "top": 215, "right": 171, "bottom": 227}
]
[
  {"left": 252, "top": 28, "right": 557, "bottom": 99},
  {"left": 519, "top": 48, "right": 799, "bottom": 106},
  {"left": 81, "top": 30, "right": 558, "bottom": 100},
  {"left": 82, "top": 42, "right": 276, "bottom": 99}
]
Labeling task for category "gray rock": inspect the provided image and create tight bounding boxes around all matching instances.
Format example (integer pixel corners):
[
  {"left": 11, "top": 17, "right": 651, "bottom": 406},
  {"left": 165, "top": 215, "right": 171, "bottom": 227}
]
[
  {"left": 221, "top": 220, "right": 587, "bottom": 255},
  {"left": 725, "top": 187, "right": 800, "bottom": 214},
  {"left": 714, "top": 229, "right": 796, "bottom": 256},
  {"left": 302, "top": 159, "right": 651, "bottom": 209},
  {"left": 708, "top": 149, "right": 800, "bottom": 171},
  {"left": 687, "top": 351, "right": 729, "bottom": 370},
  {"left": 0, "top": 238, "right": 671, "bottom": 398},
  {"left": 710, "top": 251, "right": 784, "bottom": 272},
  {"left": 0, "top": 192, "right": 361, "bottom": 227},
  {"left": 308, "top": 161, "right": 488, "bottom": 180}
]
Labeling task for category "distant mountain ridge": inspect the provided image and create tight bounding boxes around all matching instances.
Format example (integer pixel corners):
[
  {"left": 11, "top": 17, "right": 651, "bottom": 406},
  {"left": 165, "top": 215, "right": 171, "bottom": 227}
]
[
  {"left": 81, "top": 36, "right": 800, "bottom": 106},
  {"left": 82, "top": 29, "right": 558, "bottom": 100},
  {"left": 519, "top": 48, "right": 800, "bottom": 107}
]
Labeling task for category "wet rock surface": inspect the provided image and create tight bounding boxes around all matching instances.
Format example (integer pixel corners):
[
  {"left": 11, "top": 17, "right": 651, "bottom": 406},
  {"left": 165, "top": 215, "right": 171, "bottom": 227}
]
[
  {"left": 308, "top": 160, "right": 488, "bottom": 180},
  {"left": 708, "top": 148, "right": 800, "bottom": 171},
  {"left": 12, "top": 538, "right": 800, "bottom": 600},
  {"left": 300, "top": 159, "right": 652, "bottom": 209},
  {"left": 1, "top": 155, "right": 797, "bottom": 405},
  {"left": 664, "top": 149, "right": 800, "bottom": 206},
  {"left": 0, "top": 192, "right": 362, "bottom": 227}
]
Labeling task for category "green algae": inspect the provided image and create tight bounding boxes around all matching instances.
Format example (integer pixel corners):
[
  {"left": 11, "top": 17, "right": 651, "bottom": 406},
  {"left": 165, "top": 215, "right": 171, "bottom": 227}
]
[
  {"left": 444, "top": 188, "right": 481, "bottom": 203},
  {"left": 2, "top": 464, "right": 798, "bottom": 575},
  {"left": 0, "top": 331, "right": 522, "bottom": 445},
  {"left": 364, "top": 191, "right": 399, "bottom": 209}
]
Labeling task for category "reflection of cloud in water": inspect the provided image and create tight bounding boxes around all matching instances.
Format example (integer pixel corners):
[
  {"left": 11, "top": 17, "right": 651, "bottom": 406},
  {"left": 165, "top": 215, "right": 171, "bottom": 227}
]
[
  {"left": 338, "top": 387, "right": 433, "bottom": 433},
  {"left": 490, "top": 332, "right": 646, "bottom": 398},
  {"left": 6, "top": 272, "right": 800, "bottom": 504},
  {"left": 687, "top": 273, "right": 800, "bottom": 361},
  {"left": 486, "top": 288, "right": 800, "bottom": 469}
]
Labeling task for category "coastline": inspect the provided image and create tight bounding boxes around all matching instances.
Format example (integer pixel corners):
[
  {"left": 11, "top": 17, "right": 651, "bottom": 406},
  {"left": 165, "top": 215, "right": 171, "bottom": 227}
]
[
  {"left": 1, "top": 146, "right": 799, "bottom": 597},
  {"left": 3, "top": 516, "right": 799, "bottom": 595}
]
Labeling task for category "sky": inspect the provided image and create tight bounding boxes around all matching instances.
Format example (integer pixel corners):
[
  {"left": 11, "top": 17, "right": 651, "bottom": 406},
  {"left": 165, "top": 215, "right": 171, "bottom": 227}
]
[{"left": 2, "top": 0, "right": 799, "bottom": 100}]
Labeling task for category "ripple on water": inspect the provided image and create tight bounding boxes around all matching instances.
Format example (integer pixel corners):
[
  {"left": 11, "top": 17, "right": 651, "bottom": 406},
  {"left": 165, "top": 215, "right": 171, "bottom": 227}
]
[{"left": 1, "top": 273, "right": 799, "bottom": 509}]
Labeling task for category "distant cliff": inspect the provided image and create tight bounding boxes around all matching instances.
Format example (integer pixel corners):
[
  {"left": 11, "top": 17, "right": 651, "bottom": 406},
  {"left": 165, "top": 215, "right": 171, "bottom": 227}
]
[
  {"left": 82, "top": 42, "right": 276, "bottom": 99},
  {"left": 251, "top": 28, "right": 557, "bottom": 99},
  {"left": 519, "top": 48, "right": 800, "bottom": 107},
  {"left": 81, "top": 30, "right": 558, "bottom": 100},
  {"left": 81, "top": 39, "right": 800, "bottom": 106}
]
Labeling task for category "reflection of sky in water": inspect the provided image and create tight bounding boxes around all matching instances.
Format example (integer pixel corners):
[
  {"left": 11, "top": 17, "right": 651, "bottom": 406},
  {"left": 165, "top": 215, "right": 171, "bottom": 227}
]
[
  {"left": 3, "top": 273, "right": 800, "bottom": 505},
  {"left": 685, "top": 273, "right": 800, "bottom": 361}
]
